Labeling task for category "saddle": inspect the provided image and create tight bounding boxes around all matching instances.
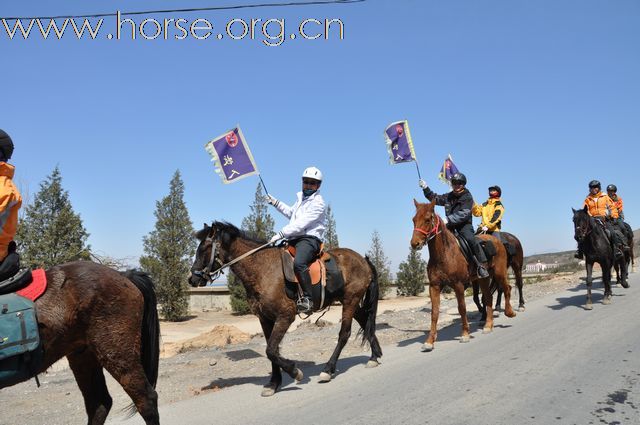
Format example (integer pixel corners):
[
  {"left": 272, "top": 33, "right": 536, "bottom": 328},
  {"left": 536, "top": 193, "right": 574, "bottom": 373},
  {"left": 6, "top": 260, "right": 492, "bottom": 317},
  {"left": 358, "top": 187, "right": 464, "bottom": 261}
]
[
  {"left": 280, "top": 247, "right": 345, "bottom": 311},
  {"left": 454, "top": 233, "right": 497, "bottom": 265}
]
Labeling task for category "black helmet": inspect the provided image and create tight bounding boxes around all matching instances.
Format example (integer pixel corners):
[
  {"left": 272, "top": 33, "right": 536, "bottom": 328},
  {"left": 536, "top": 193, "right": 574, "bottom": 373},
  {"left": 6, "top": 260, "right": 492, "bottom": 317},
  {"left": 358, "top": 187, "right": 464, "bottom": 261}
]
[
  {"left": 488, "top": 185, "right": 502, "bottom": 196},
  {"left": 606, "top": 184, "right": 617, "bottom": 193},
  {"left": 0, "top": 129, "right": 13, "bottom": 161},
  {"left": 588, "top": 180, "right": 601, "bottom": 189},
  {"left": 451, "top": 173, "right": 467, "bottom": 185}
]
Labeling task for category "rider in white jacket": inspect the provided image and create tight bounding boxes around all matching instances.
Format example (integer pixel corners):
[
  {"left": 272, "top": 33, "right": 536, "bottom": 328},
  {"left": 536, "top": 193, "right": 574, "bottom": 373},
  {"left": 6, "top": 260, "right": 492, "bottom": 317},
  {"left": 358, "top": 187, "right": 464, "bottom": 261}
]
[{"left": 267, "top": 167, "right": 326, "bottom": 313}]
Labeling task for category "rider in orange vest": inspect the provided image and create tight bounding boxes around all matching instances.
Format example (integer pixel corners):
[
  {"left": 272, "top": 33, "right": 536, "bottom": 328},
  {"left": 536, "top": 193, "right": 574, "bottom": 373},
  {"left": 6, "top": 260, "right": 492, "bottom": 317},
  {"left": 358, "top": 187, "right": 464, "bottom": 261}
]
[
  {"left": 607, "top": 183, "right": 634, "bottom": 246},
  {"left": 575, "top": 180, "right": 625, "bottom": 259},
  {"left": 0, "top": 129, "right": 22, "bottom": 280}
]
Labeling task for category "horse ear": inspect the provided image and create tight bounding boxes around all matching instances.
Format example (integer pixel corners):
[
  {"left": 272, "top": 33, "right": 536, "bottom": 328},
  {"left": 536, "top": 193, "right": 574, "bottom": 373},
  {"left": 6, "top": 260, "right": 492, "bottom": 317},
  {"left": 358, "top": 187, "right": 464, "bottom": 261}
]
[
  {"left": 572, "top": 208, "right": 576, "bottom": 213},
  {"left": 583, "top": 205, "right": 588, "bottom": 212},
  {"left": 414, "top": 198, "right": 419, "bottom": 208}
]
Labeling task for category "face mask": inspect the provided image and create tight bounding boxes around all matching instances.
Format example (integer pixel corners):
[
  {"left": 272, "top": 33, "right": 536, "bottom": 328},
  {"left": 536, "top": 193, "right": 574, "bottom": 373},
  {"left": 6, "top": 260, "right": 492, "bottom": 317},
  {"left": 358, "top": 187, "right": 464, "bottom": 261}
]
[{"left": 303, "top": 189, "right": 316, "bottom": 197}]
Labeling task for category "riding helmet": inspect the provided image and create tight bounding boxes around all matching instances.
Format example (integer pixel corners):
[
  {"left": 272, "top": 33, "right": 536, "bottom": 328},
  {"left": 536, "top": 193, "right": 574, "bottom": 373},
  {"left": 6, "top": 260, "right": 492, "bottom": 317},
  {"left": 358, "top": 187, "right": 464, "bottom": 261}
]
[
  {"left": 488, "top": 185, "right": 502, "bottom": 196},
  {"left": 606, "top": 184, "right": 617, "bottom": 193},
  {"left": 0, "top": 129, "right": 13, "bottom": 161},
  {"left": 451, "top": 173, "right": 467, "bottom": 185},
  {"left": 588, "top": 180, "right": 601, "bottom": 189},
  {"left": 302, "top": 166, "right": 323, "bottom": 182}
]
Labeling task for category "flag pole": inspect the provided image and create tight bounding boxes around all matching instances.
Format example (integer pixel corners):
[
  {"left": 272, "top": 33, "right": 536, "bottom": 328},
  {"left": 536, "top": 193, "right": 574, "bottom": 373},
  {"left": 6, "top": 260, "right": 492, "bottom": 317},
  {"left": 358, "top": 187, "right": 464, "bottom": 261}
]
[
  {"left": 414, "top": 160, "right": 422, "bottom": 180},
  {"left": 258, "top": 174, "right": 270, "bottom": 196}
]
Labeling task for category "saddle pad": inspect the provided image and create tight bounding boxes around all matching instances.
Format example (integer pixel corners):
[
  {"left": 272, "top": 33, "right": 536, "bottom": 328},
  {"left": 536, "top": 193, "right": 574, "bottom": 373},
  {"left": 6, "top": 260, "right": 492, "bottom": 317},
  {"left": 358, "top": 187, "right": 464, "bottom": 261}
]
[
  {"left": 16, "top": 269, "right": 47, "bottom": 302},
  {"left": 281, "top": 250, "right": 324, "bottom": 285}
]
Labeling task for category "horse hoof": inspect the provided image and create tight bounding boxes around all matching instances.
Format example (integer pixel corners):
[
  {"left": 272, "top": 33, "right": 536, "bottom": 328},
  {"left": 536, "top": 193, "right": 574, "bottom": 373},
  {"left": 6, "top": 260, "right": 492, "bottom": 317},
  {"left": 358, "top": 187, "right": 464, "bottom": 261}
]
[
  {"left": 482, "top": 327, "right": 493, "bottom": 334},
  {"left": 460, "top": 335, "right": 470, "bottom": 343},
  {"left": 621, "top": 281, "right": 630, "bottom": 289},
  {"left": 505, "top": 310, "right": 516, "bottom": 318},
  {"left": 421, "top": 343, "right": 434, "bottom": 352},
  {"left": 318, "top": 372, "right": 332, "bottom": 383},
  {"left": 518, "top": 306, "right": 525, "bottom": 312},
  {"left": 602, "top": 298, "right": 611, "bottom": 305},
  {"left": 585, "top": 304, "right": 593, "bottom": 310},
  {"left": 261, "top": 386, "right": 277, "bottom": 397},
  {"left": 365, "top": 360, "right": 380, "bottom": 368},
  {"left": 294, "top": 368, "right": 304, "bottom": 382}
]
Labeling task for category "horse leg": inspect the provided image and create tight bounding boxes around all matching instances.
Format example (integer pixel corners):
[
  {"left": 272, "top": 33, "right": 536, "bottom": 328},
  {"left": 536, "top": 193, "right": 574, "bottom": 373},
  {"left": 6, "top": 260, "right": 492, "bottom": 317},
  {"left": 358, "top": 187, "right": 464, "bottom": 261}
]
[
  {"left": 496, "top": 272, "right": 516, "bottom": 319},
  {"left": 585, "top": 262, "right": 593, "bottom": 309},
  {"left": 263, "top": 316, "right": 301, "bottom": 396},
  {"left": 602, "top": 262, "right": 613, "bottom": 304},
  {"left": 319, "top": 304, "right": 358, "bottom": 382},
  {"left": 452, "top": 282, "right": 470, "bottom": 343},
  {"left": 67, "top": 351, "right": 112, "bottom": 425},
  {"left": 353, "top": 307, "right": 382, "bottom": 367},
  {"left": 480, "top": 278, "right": 494, "bottom": 333},
  {"left": 514, "top": 266, "right": 525, "bottom": 311},
  {"left": 619, "top": 256, "right": 630, "bottom": 289},
  {"left": 494, "top": 286, "right": 503, "bottom": 313},
  {"left": 258, "top": 316, "right": 283, "bottom": 397},
  {"left": 472, "top": 281, "right": 486, "bottom": 322},
  {"left": 422, "top": 283, "right": 441, "bottom": 352}
]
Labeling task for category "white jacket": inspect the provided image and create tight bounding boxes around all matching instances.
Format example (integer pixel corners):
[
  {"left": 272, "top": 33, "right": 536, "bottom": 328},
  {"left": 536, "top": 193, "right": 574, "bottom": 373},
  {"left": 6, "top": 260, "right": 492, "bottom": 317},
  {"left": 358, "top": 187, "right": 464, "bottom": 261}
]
[{"left": 273, "top": 191, "right": 326, "bottom": 241}]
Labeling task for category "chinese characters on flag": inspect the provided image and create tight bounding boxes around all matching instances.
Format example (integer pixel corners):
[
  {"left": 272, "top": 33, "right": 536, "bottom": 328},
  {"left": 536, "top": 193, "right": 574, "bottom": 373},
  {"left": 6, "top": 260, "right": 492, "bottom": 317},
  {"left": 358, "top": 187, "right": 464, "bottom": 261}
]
[{"left": 205, "top": 126, "right": 259, "bottom": 184}]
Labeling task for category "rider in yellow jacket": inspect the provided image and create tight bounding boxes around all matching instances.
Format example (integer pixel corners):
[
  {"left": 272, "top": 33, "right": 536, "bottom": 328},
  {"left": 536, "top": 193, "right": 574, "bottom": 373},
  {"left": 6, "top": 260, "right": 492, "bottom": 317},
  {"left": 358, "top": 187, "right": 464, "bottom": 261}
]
[
  {"left": 472, "top": 185, "right": 504, "bottom": 234},
  {"left": 0, "top": 130, "right": 21, "bottom": 273},
  {"left": 575, "top": 180, "right": 625, "bottom": 259}
]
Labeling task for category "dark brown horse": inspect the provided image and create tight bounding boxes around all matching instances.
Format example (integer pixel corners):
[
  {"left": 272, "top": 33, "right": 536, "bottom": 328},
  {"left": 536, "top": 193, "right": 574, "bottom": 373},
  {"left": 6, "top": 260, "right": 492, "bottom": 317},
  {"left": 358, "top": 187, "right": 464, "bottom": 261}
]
[
  {"left": 1, "top": 261, "right": 160, "bottom": 425},
  {"left": 411, "top": 200, "right": 515, "bottom": 351},
  {"left": 614, "top": 223, "right": 634, "bottom": 285},
  {"left": 189, "top": 222, "right": 381, "bottom": 397},
  {"left": 472, "top": 231, "right": 525, "bottom": 320}
]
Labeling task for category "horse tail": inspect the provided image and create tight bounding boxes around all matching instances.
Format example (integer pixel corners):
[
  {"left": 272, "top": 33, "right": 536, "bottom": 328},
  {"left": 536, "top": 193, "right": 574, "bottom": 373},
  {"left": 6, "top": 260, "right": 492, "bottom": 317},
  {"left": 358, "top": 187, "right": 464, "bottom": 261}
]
[
  {"left": 360, "top": 256, "right": 380, "bottom": 353},
  {"left": 122, "top": 269, "right": 160, "bottom": 389}
]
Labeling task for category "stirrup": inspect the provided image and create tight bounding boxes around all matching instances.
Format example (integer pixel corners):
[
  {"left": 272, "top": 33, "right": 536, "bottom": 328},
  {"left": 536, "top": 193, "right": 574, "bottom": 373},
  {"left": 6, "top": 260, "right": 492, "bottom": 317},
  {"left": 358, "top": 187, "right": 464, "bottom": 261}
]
[
  {"left": 477, "top": 266, "right": 489, "bottom": 279},
  {"left": 296, "top": 297, "right": 312, "bottom": 314}
]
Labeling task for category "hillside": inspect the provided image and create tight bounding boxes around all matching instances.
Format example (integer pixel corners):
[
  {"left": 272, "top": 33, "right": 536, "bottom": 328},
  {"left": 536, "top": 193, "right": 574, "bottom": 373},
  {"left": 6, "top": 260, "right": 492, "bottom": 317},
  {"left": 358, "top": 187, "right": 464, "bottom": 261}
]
[{"left": 523, "top": 228, "right": 639, "bottom": 266}]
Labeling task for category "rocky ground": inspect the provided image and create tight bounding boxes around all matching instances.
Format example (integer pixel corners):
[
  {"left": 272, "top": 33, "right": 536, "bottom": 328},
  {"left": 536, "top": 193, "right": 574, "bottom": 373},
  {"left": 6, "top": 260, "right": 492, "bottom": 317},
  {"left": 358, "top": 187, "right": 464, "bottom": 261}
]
[{"left": 0, "top": 266, "right": 634, "bottom": 425}]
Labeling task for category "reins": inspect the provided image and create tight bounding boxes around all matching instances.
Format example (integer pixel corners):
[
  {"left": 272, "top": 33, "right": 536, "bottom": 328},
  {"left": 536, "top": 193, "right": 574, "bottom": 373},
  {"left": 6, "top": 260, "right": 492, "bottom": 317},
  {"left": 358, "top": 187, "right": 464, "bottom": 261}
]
[
  {"left": 414, "top": 214, "right": 442, "bottom": 243},
  {"left": 194, "top": 239, "right": 275, "bottom": 283}
]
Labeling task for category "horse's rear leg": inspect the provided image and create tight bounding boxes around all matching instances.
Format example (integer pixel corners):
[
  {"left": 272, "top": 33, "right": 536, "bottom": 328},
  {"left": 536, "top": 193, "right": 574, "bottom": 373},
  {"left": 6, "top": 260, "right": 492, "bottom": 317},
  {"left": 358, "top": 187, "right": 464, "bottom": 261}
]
[
  {"left": 471, "top": 281, "right": 486, "bottom": 322},
  {"left": 422, "top": 283, "right": 441, "bottom": 352},
  {"left": 67, "top": 351, "right": 112, "bottom": 425},
  {"left": 514, "top": 266, "right": 525, "bottom": 311},
  {"left": 496, "top": 273, "right": 516, "bottom": 319},
  {"left": 480, "top": 278, "right": 494, "bottom": 333},
  {"left": 94, "top": 344, "right": 159, "bottom": 424},
  {"left": 452, "top": 282, "right": 470, "bottom": 343},
  {"left": 320, "top": 305, "right": 357, "bottom": 382},
  {"left": 353, "top": 307, "right": 382, "bottom": 367}
]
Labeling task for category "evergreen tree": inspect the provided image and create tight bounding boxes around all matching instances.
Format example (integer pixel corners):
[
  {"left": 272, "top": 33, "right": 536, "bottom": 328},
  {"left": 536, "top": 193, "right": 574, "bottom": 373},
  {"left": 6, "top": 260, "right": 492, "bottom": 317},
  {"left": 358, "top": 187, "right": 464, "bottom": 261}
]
[
  {"left": 396, "top": 248, "right": 428, "bottom": 296},
  {"left": 229, "top": 183, "right": 275, "bottom": 314},
  {"left": 140, "top": 170, "right": 195, "bottom": 321},
  {"left": 16, "top": 166, "right": 90, "bottom": 268},
  {"left": 366, "top": 230, "right": 393, "bottom": 298},
  {"left": 324, "top": 204, "right": 339, "bottom": 250}
]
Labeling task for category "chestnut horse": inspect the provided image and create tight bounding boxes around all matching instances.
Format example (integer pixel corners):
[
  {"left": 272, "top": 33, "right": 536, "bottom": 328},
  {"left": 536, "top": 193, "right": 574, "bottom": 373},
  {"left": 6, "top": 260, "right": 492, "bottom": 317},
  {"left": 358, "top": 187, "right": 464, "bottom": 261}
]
[
  {"left": 189, "top": 222, "right": 382, "bottom": 397},
  {"left": 472, "top": 231, "right": 525, "bottom": 320},
  {"left": 410, "top": 200, "right": 515, "bottom": 351},
  {"left": 1, "top": 261, "right": 160, "bottom": 425}
]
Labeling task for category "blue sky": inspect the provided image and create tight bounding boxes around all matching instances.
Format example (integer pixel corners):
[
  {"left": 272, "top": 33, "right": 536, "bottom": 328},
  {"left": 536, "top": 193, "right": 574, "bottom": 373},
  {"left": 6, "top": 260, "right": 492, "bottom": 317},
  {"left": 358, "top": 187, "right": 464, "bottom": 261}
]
[{"left": 2, "top": 0, "right": 639, "bottom": 272}]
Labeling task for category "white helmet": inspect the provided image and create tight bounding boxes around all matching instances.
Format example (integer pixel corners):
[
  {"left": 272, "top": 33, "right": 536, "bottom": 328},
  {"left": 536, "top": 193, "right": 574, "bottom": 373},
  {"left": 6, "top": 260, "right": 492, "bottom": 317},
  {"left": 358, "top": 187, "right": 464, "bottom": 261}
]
[{"left": 302, "top": 166, "right": 323, "bottom": 182}]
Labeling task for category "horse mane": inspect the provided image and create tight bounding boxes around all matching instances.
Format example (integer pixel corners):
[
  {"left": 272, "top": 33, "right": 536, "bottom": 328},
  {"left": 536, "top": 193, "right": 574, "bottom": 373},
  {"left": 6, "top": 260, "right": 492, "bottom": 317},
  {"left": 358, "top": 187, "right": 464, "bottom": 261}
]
[{"left": 210, "top": 221, "right": 268, "bottom": 246}]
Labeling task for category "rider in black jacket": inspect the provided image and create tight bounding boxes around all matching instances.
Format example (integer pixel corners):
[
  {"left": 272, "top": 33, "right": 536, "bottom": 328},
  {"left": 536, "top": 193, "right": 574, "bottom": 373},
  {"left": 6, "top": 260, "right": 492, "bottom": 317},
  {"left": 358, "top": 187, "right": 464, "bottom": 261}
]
[{"left": 419, "top": 173, "right": 490, "bottom": 278}]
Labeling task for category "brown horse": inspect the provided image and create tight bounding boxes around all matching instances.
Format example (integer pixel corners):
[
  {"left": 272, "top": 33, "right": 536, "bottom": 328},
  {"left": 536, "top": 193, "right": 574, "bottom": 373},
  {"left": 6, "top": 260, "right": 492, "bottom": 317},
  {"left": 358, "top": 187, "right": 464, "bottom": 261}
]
[
  {"left": 0, "top": 261, "right": 160, "bottom": 425},
  {"left": 472, "top": 231, "right": 525, "bottom": 320},
  {"left": 189, "top": 222, "right": 381, "bottom": 397},
  {"left": 410, "top": 200, "right": 515, "bottom": 351}
]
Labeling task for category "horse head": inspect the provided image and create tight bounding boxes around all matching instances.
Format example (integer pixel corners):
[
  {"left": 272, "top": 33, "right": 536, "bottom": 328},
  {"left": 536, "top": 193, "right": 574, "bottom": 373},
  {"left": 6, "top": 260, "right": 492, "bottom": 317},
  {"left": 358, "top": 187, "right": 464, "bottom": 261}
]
[
  {"left": 572, "top": 206, "right": 592, "bottom": 243},
  {"left": 411, "top": 199, "right": 442, "bottom": 250}
]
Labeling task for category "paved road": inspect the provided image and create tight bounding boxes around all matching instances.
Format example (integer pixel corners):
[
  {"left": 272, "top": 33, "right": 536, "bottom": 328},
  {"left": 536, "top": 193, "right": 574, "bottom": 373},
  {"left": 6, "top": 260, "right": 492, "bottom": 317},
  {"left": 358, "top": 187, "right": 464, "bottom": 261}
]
[{"left": 114, "top": 273, "right": 640, "bottom": 425}]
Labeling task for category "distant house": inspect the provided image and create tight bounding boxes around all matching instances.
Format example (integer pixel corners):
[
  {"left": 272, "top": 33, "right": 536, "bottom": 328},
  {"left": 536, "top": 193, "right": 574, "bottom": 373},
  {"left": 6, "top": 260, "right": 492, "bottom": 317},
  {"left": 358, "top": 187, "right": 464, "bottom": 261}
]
[{"left": 525, "top": 260, "right": 559, "bottom": 273}]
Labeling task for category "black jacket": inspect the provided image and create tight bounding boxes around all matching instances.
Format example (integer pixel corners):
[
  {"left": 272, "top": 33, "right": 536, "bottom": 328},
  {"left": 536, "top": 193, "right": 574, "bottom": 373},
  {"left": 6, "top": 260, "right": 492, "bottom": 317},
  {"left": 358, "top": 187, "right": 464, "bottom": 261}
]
[{"left": 422, "top": 187, "right": 473, "bottom": 229}]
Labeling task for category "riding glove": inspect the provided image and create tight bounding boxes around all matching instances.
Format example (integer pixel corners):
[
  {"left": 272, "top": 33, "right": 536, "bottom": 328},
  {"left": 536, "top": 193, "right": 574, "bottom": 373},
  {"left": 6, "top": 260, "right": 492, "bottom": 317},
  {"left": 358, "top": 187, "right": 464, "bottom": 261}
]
[{"left": 418, "top": 179, "right": 428, "bottom": 189}]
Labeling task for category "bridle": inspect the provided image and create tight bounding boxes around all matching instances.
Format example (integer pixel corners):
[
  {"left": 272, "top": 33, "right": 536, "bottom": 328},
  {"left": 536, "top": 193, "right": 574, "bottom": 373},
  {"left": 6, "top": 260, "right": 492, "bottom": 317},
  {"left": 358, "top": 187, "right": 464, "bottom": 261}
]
[
  {"left": 414, "top": 214, "right": 442, "bottom": 243},
  {"left": 574, "top": 214, "right": 593, "bottom": 242},
  {"left": 192, "top": 236, "right": 223, "bottom": 283}
]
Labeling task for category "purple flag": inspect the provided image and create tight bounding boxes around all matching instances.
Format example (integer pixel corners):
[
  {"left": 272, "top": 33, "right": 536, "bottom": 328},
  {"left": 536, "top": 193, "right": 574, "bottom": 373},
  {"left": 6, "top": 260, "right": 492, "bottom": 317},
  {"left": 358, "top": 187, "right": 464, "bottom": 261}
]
[
  {"left": 205, "top": 126, "right": 258, "bottom": 184},
  {"left": 383, "top": 120, "right": 417, "bottom": 164},
  {"left": 437, "top": 154, "right": 460, "bottom": 186}
]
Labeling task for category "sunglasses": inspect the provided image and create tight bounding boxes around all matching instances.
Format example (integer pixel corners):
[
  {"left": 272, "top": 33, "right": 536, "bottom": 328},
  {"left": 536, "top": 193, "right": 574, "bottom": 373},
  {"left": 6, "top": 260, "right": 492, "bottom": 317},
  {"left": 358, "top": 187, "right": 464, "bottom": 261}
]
[{"left": 302, "top": 179, "right": 319, "bottom": 185}]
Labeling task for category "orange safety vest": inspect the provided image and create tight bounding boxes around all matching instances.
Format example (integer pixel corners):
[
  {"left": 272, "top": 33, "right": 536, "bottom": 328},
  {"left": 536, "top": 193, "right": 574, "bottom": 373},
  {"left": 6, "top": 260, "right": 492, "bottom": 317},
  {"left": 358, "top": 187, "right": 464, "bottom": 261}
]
[{"left": 0, "top": 162, "right": 22, "bottom": 261}]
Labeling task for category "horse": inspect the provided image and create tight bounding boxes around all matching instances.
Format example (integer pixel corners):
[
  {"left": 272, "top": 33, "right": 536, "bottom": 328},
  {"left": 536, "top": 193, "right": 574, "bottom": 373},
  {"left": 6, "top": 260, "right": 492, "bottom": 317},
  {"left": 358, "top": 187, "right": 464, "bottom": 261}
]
[
  {"left": 0, "top": 261, "right": 160, "bottom": 425},
  {"left": 572, "top": 207, "right": 628, "bottom": 309},
  {"left": 472, "top": 231, "right": 525, "bottom": 321},
  {"left": 189, "top": 222, "right": 382, "bottom": 397},
  {"left": 614, "top": 222, "right": 634, "bottom": 284},
  {"left": 410, "top": 200, "right": 516, "bottom": 352}
]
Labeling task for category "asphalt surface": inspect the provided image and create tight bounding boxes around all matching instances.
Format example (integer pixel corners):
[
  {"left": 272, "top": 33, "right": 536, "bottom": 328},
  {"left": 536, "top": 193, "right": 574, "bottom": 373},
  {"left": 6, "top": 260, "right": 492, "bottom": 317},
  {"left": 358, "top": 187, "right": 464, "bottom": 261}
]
[{"left": 113, "top": 272, "right": 640, "bottom": 425}]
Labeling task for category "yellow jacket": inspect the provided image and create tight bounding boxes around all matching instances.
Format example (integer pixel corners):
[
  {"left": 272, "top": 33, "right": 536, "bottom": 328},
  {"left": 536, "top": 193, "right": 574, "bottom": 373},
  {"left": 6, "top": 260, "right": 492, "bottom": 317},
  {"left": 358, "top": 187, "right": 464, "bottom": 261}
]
[
  {"left": 583, "top": 191, "right": 618, "bottom": 219},
  {"left": 0, "top": 162, "right": 22, "bottom": 261},
  {"left": 472, "top": 197, "right": 504, "bottom": 232}
]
